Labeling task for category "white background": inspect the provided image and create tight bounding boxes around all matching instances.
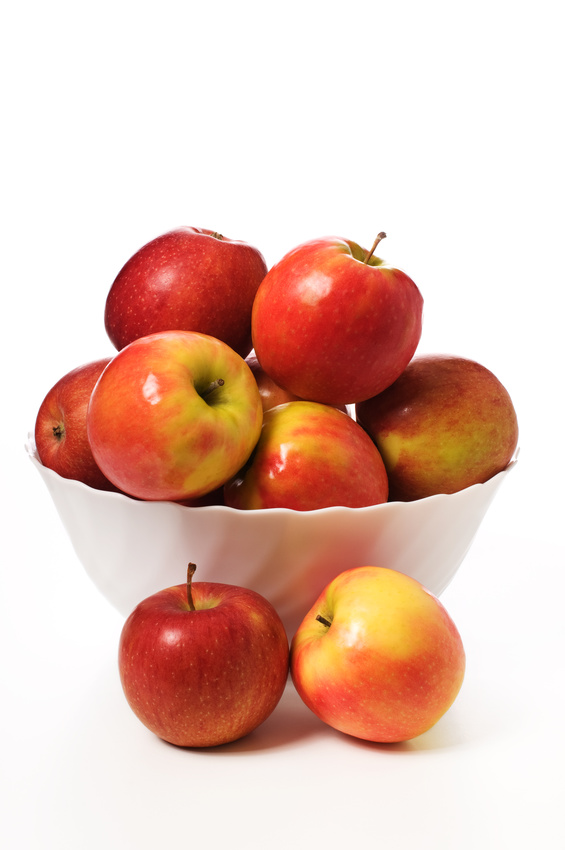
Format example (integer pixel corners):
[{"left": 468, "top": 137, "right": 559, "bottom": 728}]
[{"left": 2, "top": 1, "right": 564, "bottom": 848}]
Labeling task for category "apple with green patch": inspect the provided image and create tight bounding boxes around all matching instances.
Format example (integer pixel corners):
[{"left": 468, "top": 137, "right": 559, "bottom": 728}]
[
  {"left": 356, "top": 353, "right": 519, "bottom": 500},
  {"left": 87, "top": 330, "right": 263, "bottom": 501}
]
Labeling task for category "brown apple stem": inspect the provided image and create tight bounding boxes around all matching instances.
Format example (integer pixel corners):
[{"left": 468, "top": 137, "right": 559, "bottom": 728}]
[
  {"left": 186, "top": 562, "right": 197, "bottom": 611},
  {"left": 201, "top": 378, "right": 225, "bottom": 398},
  {"left": 364, "top": 232, "right": 387, "bottom": 264},
  {"left": 211, "top": 232, "right": 224, "bottom": 240},
  {"left": 316, "top": 614, "right": 332, "bottom": 628}
]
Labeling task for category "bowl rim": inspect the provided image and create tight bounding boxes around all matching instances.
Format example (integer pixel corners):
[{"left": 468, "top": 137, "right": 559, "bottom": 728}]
[{"left": 26, "top": 432, "right": 519, "bottom": 518}]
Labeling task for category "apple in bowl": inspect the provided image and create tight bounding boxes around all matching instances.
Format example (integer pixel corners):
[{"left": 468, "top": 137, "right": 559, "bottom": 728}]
[
  {"left": 87, "top": 330, "right": 263, "bottom": 502},
  {"left": 34, "top": 357, "right": 118, "bottom": 491},
  {"left": 356, "top": 354, "right": 519, "bottom": 501},
  {"left": 224, "top": 400, "right": 388, "bottom": 511},
  {"left": 251, "top": 233, "right": 423, "bottom": 405},
  {"left": 105, "top": 226, "right": 268, "bottom": 359},
  {"left": 245, "top": 352, "right": 348, "bottom": 414},
  {"left": 246, "top": 352, "right": 309, "bottom": 411}
]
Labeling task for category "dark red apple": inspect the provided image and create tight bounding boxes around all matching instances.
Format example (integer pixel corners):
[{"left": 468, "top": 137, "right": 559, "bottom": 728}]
[
  {"left": 105, "top": 227, "right": 268, "bottom": 359},
  {"left": 118, "top": 564, "right": 290, "bottom": 747},
  {"left": 34, "top": 357, "right": 117, "bottom": 491}
]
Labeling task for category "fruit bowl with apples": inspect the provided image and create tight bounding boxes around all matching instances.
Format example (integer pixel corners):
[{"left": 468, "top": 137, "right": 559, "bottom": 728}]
[
  {"left": 28, "top": 227, "right": 519, "bottom": 637},
  {"left": 26, "top": 433, "right": 516, "bottom": 637}
]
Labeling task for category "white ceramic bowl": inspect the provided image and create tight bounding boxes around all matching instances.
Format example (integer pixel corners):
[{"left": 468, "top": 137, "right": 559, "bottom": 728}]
[{"left": 26, "top": 435, "right": 517, "bottom": 637}]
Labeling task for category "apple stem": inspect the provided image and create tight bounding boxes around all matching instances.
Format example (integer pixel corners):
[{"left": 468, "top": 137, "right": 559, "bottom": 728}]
[
  {"left": 211, "top": 232, "right": 224, "bottom": 240},
  {"left": 364, "top": 232, "right": 387, "bottom": 264},
  {"left": 201, "top": 378, "right": 225, "bottom": 398},
  {"left": 316, "top": 614, "right": 332, "bottom": 629},
  {"left": 186, "top": 562, "right": 197, "bottom": 611}
]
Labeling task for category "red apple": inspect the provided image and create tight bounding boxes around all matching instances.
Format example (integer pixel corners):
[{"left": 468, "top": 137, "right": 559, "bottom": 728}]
[
  {"left": 224, "top": 401, "right": 388, "bottom": 511},
  {"left": 87, "top": 330, "right": 263, "bottom": 501},
  {"left": 355, "top": 353, "right": 519, "bottom": 501},
  {"left": 290, "top": 566, "right": 466, "bottom": 743},
  {"left": 119, "top": 564, "right": 290, "bottom": 748},
  {"left": 251, "top": 233, "right": 423, "bottom": 405},
  {"left": 245, "top": 352, "right": 306, "bottom": 411},
  {"left": 245, "top": 352, "right": 348, "bottom": 414},
  {"left": 34, "top": 357, "right": 118, "bottom": 491},
  {"left": 104, "top": 226, "right": 268, "bottom": 359}
]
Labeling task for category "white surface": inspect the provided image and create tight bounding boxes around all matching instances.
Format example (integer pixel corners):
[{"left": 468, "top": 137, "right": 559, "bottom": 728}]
[{"left": 2, "top": 1, "right": 564, "bottom": 848}]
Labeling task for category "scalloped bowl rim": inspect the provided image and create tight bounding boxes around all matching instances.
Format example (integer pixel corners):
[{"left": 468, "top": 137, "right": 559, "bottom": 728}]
[
  {"left": 26, "top": 433, "right": 518, "bottom": 636},
  {"left": 25, "top": 433, "right": 519, "bottom": 518}
]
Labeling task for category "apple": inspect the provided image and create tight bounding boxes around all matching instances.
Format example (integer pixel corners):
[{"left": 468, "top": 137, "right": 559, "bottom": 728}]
[
  {"left": 355, "top": 353, "right": 519, "bottom": 501},
  {"left": 290, "top": 566, "right": 466, "bottom": 743},
  {"left": 119, "top": 564, "right": 290, "bottom": 747},
  {"left": 104, "top": 226, "right": 268, "bottom": 359},
  {"left": 245, "top": 351, "right": 306, "bottom": 411},
  {"left": 176, "top": 486, "right": 225, "bottom": 507},
  {"left": 251, "top": 233, "right": 423, "bottom": 405},
  {"left": 34, "top": 357, "right": 118, "bottom": 491},
  {"left": 246, "top": 351, "right": 348, "bottom": 414},
  {"left": 224, "top": 400, "right": 388, "bottom": 510},
  {"left": 87, "top": 330, "right": 263, "bottom": 501}
]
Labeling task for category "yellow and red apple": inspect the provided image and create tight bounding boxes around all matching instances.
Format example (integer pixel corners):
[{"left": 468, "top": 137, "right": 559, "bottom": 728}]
[
  {"left": 290, "top": 566, "right": 466, "bottom": 743},
  {"left": 356, "top": 353, "right": 519, "bottom": 500},
  {"left": 87, "top": 330, "right": 263, "bottom": 501},
  {"left": 224, "top": 400, "right": 388, "bottom": 511}
]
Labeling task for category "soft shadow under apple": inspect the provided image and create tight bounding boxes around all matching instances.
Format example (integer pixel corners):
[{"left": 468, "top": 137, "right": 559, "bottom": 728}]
[{"left": 165, "top": 683, "right": 329, "bottom": 756}]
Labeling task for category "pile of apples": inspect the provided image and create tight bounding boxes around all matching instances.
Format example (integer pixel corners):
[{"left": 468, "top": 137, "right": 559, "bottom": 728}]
[{"left": 33, "top": 225, "right": 518, "bottom": 747}]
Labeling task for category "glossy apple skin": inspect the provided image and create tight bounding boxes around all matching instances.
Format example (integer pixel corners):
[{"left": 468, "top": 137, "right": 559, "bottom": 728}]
[
  {"left": 119, "top": 579, "right": 290, "bottom": 747},
  {"left": 34, "top": 358, "right": 118, "bottom": 491},
  {"left": 290, "top": 566, "right": 466, "bottom": 743},
  {"left": 251, "top": 237, "right": 423, "bottom": 405},
  {"left": 356, "top": 354, "right": 519, "bottom": 501},
  {"left": 87, "top": 330, "right": 263, "bottom": 501},
  {"left": 105, "top": 227, "right": 268, "bottom": 359},
  {"left": 224, "top": 401, "right": 388, "bottom": 511}
]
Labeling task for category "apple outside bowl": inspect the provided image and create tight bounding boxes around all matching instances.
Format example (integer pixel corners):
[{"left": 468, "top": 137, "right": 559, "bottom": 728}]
[{"left": 26, "top": 435, "right": 517, "bottom": 638}]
